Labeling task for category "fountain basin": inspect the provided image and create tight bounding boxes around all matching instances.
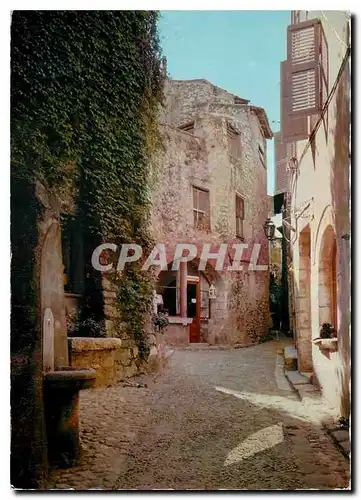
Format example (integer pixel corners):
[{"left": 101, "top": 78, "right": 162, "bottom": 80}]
[
  {"left": 43, "top": 367, "right": 96, "bottom": 468},
  {"left": 44, "top": 367, "right": 96, "bottom": 391}
]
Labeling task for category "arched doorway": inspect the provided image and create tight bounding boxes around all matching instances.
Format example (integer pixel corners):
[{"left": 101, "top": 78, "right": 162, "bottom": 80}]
[{"left": 318, "top": 225, "right": 338, "bottom": 330}]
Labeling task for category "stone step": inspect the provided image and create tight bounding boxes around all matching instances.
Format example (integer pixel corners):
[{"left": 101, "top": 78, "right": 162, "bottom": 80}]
[
  {"left": 299, "top": 371, "right": 313, "bottom": 382},
  {"left": 284, "top": 346, "right": 298, "bottom": 371},
  {"left": 285, "top": 370, "right": 310, "bottom": 386},
  {"left": 176, "top": 344, "right": 235, "bottom": 351},
  {"left": 331, "top": 429, "right": 349, "bottom": 443}
]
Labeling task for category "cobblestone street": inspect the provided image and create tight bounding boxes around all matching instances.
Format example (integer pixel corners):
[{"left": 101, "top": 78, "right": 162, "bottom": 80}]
[{"left": 47, "top": 339, "right": 350, "bottom": 490}]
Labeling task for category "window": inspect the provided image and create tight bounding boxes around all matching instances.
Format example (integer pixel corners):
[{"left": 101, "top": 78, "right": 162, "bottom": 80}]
[
  {"left": 235, "top": 195, "right": 245, "bottom": 239},
  {"left": 179, "top": 121, "right": 195, "bottom": 134},
  {"left": 274, "top": 131, "right": 290, "bottom": 195},
  {"left": 258, "top": 143, "right": 266, "bottom": 167},
  {"left": 281, "top": 18, "right": 328, "bottom": 143},
  {"left": 193, "top": 186, "right": 210, "bottom": 230},
  {"left": 227, "top": 123, "right": 241, "bottom": 158}
]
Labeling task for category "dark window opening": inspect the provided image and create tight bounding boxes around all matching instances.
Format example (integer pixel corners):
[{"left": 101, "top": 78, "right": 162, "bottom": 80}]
[
  {"left": 162, "top": 280, "right": 177, "bottom": 316},
  {"left": 187, "top": 283, "right": 197, "bottom": 319},
  {"left": 274, "top": 193, "right": 285, "bottom": 215},
  {"left": 258, "top": 144, "right": 266, "bottom": 167},
  {"left": 227, "top": 123, "right": 241, "bottom": 158},
  {"left": 236, "top": 195, "right": 245, "bottom": 239},
  {"left": 193, "top": 186, "right": 210, "bottom": 230},
  {"left": 234, "top": 96, "right": 249, "bottom": 105},
  {"left": 179, "top": 121, "right": 195, "bottom": 134}
]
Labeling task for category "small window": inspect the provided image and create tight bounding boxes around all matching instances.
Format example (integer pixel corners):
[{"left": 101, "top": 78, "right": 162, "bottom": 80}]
[
  {"left": 179, "top": 121, "right": 195, "bottom": 134},
  {"left": 227, "top": 123, "right": 241, "bottom": 158},
  {"left": 235, "top": 195, "right": 245, "bottom": 239},
  {"left": 193, "top": 186, "right": 210, "bottom": 231},
  {"left": 258, "top": 144, "right": 266, "bottom": 167}
]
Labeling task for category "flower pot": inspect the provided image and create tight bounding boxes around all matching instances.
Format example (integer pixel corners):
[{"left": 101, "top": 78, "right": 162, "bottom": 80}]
[{"left": 313, "top": 337, "right": 338, "bottom": 352}]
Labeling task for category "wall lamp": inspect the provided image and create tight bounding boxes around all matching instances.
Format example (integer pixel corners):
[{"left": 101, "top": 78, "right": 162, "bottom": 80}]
[{"left": 263, "top": 218, "right": 276, "bottom": 241}]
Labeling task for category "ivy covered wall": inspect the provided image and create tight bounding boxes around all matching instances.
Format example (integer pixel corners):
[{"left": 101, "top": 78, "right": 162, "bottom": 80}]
[{"left": 11, "top": 11, "right": 163, "bottom": 487}]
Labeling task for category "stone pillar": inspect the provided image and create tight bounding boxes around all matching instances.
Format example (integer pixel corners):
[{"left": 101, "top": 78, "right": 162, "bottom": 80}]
[
  {"left": 297, "top": 229, "right": 313, "bottom": 372},
  {"left": 179, "top": 262, "right": 187, "bottom": 318}
]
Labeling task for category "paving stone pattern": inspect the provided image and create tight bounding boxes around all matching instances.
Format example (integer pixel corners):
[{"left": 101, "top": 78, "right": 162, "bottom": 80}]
[{"left": 46, "top": 340, "right": 350, "bottom": 490}]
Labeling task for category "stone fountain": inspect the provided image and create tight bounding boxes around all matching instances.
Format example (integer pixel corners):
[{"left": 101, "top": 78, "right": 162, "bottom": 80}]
[{"left": 41, "top": 222, "right": 96, "bottom": 468}]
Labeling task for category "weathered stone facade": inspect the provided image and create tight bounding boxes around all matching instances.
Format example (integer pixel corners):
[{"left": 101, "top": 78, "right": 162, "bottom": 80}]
[
  {"left": 284, "top": 11, "right": 350, "bottom": 417},
  {"left": 151, "top": 79, "right": 273, "bottom": 345}
]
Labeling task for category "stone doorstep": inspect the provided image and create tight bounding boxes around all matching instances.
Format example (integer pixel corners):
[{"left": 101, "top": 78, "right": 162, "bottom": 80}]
[
  {"left": 284, "top": 346, "right": 297, "bottom": 358},
  {"left": 299, "top": 371, "right": 313, "bottom": 383},
  {"left": 339, "top": 440, "right": 350, "bottom": 455},
  {"left": 174, "top": 344, "right": 252, "bottom": 351},
  {"left": 331, "top": 429, "right": 350, "bottom": 443},
  {"left": 284, "top": 346, "right": 298, "bottom": 371},
  {"left": 296, "top": 386, "right": 320, "bottom": 398},
  {"left": 282, "top": 356, "right": 351, "bottom": 461},
  {"left": 284, "top": 370, "right": 324, "bottom": 405},
  {"left": 174, "top": 344, "right": 228, "bottom": 350},
  {"left": 324, "top": 427, "right": 351, "bottom": 459},
  {"left": 285, "top": 370, "right": 311, "bottom": 386}
]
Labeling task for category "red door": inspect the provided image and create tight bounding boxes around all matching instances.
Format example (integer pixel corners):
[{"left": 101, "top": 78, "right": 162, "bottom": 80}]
[{"left": 188, "top": 280, "right": 201, "bottom": 343}]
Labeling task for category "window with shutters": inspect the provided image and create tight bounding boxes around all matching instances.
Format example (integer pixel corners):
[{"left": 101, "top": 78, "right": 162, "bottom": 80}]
[
  {"left": 193, "top": 186, "right": 210, "bottom": 231},
  {"left": 287, "top": 19, "right": 328, "bottom": 117},
  {"left": 281, "top": 60, "right": 308, "bottom": 143},
  {"left": 281, "top": 18, "right": 328, "bottom": 143},
  {"left": 227, "top": 123, "right": 241, "bottom": 159},
  {"left": 274, "top": 131, "right": 290, "bottom": 194},
  {"left": 235, "top": 195, "right": 245, "bottom": 239}
]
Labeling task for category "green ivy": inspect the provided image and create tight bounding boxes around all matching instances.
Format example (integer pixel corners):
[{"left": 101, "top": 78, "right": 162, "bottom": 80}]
[
  {"left": 11, "top": 11, "right": 163, "bottom": 358},
  {"left": 116, "top": 263, "right": 156, "bottom": 359}
]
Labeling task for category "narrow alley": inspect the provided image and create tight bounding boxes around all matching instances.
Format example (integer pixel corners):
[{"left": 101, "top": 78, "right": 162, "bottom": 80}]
[{"left": 47, "top": 339, "right": 349, "bottom": 490}]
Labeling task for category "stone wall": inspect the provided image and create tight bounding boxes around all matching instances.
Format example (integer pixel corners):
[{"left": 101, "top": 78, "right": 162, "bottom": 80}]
[{"left": 68, "top": 337, "right": 142, "bottom": 387}]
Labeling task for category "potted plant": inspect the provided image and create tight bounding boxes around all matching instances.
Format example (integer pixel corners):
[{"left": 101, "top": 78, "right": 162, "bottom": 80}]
[
  {"left": 313, "top": 323, "right": 338, "bottom": 351},
  {"left": 152, "top": 310, "right": 169, "bottom": 334}
]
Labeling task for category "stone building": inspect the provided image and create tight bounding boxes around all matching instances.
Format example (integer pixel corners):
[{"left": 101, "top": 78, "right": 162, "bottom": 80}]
[
  {"left": 278, "top": 11, "right": 350, "bottom": 417},
  {"left": 151, "top": 78, "right": 273, "bottom": 345}
]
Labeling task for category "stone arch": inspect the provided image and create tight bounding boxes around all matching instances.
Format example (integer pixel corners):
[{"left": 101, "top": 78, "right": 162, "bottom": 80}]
[
  {"left": 318, "top": 225, "right": 338, "bottom": 329},
  {"left": 40, "top": 222, "right": 67, "bottom": 370},
  {"left": 313, "top": 204, "right": 333, "bottom": 265}
]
